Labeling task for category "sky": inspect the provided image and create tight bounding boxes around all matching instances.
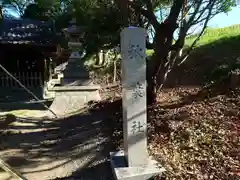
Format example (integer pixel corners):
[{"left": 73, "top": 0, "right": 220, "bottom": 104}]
[
  {"left": 4, "top": 3, "right": 240, "bottom": 30},
  {"left": 208, "top": 6, "right": 240, "bottom": 28}
]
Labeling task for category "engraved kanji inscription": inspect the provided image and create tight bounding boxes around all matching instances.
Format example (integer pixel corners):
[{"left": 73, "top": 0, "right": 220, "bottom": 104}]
[
  {"left": 127, "top": 41, "right": 144, "bottom": 60},
  {"left": 132, "top": 82, "right": 145, "bottom": 100},
  {"left": 131, "top": 121, "right": 145, "bottom": 134}
]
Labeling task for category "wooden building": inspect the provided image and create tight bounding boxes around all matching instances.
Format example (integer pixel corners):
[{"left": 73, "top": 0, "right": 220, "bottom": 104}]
[{"left": 0, "top": 18, "right": 59, "bottom": 87}]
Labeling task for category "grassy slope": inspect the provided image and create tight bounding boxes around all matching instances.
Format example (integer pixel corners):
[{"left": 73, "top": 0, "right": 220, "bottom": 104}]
[
  {"left": 186, "top": 24, "right": 240, "bottom": 47},
  {"left": 147, "top": 24, "right": 240, "bottom": 52},
  {"left": 166, "top": 24, "right": 240, "bottom": 86}
]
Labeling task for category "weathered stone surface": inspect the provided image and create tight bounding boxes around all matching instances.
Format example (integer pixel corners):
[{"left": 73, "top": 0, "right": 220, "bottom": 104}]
[
  {"left": 46, "top": 42, "right": 100, "bottom": 115},
  {"left": 61, "top": 78, "right": 93, "bottom": 86},
  {"left": 110, "top": 151, "right": 165, "bottom": 180},
  {"left": 50, "top": 89, "right": 101, "bottom": 115},
  {"left": 121, "top": 27, "right": 148, "bottom": 167},
  {"left": 110, "top": 27, "right": 165, "bottom": 180},
  {"left": 52, "top": 85, "right": 101, "bottom": 91},
  {"left": 61, "top": 53, "right": 92, "bottom": 86}
]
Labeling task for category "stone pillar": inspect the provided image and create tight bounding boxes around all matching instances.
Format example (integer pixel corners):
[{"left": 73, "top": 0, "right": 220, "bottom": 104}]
[
  {"left": 121, "top": 27, "right": 148, "bottom": 167},
  {"left": 110, "top": 27, "right": 165, "bottom": 180}
]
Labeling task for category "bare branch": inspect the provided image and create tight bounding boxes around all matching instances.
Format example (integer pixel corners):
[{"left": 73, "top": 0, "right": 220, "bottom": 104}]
[
  {"left": 177, "top": 0, "right": 215, "bottom": 66},
  {"left": 191, "top": 0, "right": 221, "bottom": 26},
  {"left": 144, "top": 0, "right": 154, "bottom": 11},
  {"left": 170, "top": 0, "right": 203, "bottom": 52},
  {"left": 167, "top": 0, "right": 185, "bottom": 26},
  {"left": 158, "top": 6, "right": 164, "bottom": 22},
  {"left": 128, "top": 0, "right": 160, "bottom": 29}
]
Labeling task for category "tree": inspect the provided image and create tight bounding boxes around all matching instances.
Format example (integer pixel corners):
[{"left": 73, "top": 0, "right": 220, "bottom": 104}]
[
  {"left": 116, "top": 0, "right": 235, "bottom": 104},
  {"left": 73, "top": 0, "right": 122, "bottom": 57},
  {"left": 1, "top": 0, "right": 72, "bottom": 31},
  {"left": 22, "top": 3, "right": 45, "bottom": 20},
  {"left": 1, "top": 0, "right": 69, "bottom": 21},
  {"left": 0, "top": 0, "right": 32, "bottom": 16},
  {"left": 3, "top": 0, "right": 234, "bottom": 105}
]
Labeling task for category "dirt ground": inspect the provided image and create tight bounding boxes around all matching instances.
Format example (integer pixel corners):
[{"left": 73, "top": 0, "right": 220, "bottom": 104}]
[
  {"left": 0, "top": 104, "right": 116, "bottom": 180},
  {"left": 0, "top": 84, "right": 239, "bottom": 180}
]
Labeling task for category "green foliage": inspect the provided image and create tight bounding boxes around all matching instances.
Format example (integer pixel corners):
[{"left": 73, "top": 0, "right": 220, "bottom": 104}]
[
  {"left": 74, "top": 0, "right": 122, "bottom": 56},
  {"left": 217, "top": 0, "right": 236, "bottom": 12},
  {"left": 85, "top": 49, "right": 121, "bottom": 83},
  {"left": 22, "top": 1, "right": 61, "bottom": 20},
  {"left": 1, "top": 0, "right": 31, "bottom": 15},
  {"left": 1, "top": 0, "right": 69, "bottom": 22},
  {"left": 146, "top": 49, "right": 154, "bottom": 57},
  {"left": 22, "top": 3, "right": 45, "bottom": 20}
]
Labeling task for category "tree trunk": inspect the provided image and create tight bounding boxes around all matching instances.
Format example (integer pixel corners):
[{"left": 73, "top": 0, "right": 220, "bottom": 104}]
[
  {"left": 147, "top": 24, "right": 178, "bottom": 105},
  {"left": 146, "top": 0, "right": 184, "bottom": 105},
  {"left": 95, "top": 51, "right": 100, "bottom": 65},
  {"left": 116, "top": 0, "right": 129, "bottom": 26},
  {"left": 147, "top": 28, "right": 170, "bottom": 105},
  {"left": 147, "top": 74, "right": 157, "bottom": 104}
]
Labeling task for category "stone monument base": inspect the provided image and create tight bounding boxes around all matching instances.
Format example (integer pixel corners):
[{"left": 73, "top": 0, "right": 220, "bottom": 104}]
[
  {"left": 61, "top": 78, "right": 93, "bottom": 86},
  {"left": 110, "top": 151, "right": 165, "bottom": 180},
  {"left": 49, "top": 85, "right": 101, "bottom": 116}
]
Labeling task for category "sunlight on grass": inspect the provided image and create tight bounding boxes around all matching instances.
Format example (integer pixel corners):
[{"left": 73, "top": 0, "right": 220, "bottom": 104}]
[
  {"left": 186, "top": 24, "right": 240, "bottom": 47},
  {"left": 146, "top": 24, "right": 240, "bottom": 55}
]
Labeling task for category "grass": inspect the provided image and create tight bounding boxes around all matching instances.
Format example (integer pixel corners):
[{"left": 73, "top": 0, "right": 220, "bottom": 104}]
[
  {"left": 145, "top": 25, "right": 240, "bottom": 85},
  {"left": 146, "top": 24, "right": 240, "bottom": 53},
  {"left": 186, "top": 24, "right": 240, "bottom": 47}
]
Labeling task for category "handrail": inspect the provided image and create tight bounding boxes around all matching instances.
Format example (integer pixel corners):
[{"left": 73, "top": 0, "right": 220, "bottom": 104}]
[{"left": 0, "top": 159, "right": 28, "bottom": 180}]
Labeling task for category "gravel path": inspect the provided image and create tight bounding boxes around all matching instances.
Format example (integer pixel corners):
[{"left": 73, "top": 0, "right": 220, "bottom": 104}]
[{"left": 0, "top": 108, "right": 115, "bottom": 180}]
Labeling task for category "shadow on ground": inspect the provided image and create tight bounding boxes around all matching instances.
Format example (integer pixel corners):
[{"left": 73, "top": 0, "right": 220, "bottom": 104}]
[
  {"left": 0, "top": 99, "right": 122, "bottom": 180},
  {"left": 0, "top": 87, "right": 51, "bottom": 112},
  {"left": 2, "top": 33, "right": 240, "bottom": 180}
]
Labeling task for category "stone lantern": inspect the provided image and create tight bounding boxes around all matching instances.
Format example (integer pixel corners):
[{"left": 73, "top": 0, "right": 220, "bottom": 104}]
[
  {"left": 61, "top": 18, "right": 91, "bottom": 86},
  {"left": 63, "top": 17, "right": 85, "bottom": 58}
]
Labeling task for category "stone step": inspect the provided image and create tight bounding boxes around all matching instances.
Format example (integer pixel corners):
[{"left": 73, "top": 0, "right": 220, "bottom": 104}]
[
  {"left": 66, "top": 60, "right": 84, "bottom": 64},
  {"left": 63, "top": 71, "right": 90, "bottom": 78},
  {"left": 51, "top": 85, "right": 101, "bottom": 92},
  {"left": 68, "top": 58, "right": 85, "bottom": 63},
  {"left": 68, "top": 42, "right": 82, "bottom": 48},
  {"left": 66, "top": 64, "right": 86, "bottom": 68},
  {"left": 64, "top": 65, "right": 86, "bottom": 71},
  {"left": 65, "top": 61, "right": 85, "bottom": 67},
  {"left": 60, "top": 78, "right": 93, "bottom": 86}
]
